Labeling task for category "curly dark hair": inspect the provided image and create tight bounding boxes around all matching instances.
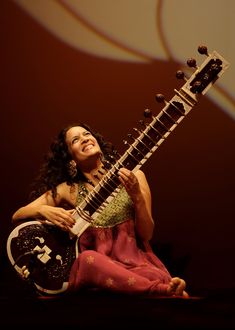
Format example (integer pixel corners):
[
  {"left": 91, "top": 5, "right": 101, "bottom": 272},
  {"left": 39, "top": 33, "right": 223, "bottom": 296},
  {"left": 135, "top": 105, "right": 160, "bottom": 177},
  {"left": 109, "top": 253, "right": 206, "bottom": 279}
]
[{"left": 29, "top": 123, "right": 118, "bottom": 201}]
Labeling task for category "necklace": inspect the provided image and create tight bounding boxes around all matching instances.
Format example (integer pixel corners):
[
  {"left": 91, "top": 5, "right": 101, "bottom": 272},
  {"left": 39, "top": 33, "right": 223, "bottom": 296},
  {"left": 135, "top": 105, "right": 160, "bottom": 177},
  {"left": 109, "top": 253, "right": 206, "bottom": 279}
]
[{"left": 84, "top": 165, "right": 106, "bottom": 187}]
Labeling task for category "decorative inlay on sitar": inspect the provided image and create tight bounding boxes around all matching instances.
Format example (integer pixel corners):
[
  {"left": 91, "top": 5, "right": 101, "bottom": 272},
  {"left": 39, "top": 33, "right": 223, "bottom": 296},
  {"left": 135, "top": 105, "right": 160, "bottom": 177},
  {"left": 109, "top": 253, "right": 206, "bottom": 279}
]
[{"left": 6, "top": 46, "right": 229, "bottom": 295}]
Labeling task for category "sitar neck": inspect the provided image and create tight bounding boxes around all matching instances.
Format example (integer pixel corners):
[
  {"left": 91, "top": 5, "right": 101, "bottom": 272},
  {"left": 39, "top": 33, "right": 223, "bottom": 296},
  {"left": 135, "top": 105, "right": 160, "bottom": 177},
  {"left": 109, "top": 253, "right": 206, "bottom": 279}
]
[{"left": 71, "top": 48, "right": 229, "bottom": 237}]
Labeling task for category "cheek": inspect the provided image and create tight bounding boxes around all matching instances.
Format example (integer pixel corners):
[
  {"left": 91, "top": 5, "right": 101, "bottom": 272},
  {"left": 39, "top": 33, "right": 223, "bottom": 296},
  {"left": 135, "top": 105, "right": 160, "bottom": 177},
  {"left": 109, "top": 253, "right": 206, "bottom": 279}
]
[
  {"left": 94, "top": 140, "right": 101, "bottom": 151},
  {"left": 95, "top": 146, "right": 102, "bottom": 155}
]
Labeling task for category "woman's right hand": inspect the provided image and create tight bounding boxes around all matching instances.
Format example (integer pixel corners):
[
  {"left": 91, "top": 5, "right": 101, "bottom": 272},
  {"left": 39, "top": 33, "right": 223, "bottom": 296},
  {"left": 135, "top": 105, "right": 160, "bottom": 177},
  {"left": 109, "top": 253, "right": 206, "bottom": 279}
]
[
  {"left": 21, "top": 265, "right": 30, "bottom": 279},
  {"left": 38, "top": 205, "right": 76, "bottom": 231}
]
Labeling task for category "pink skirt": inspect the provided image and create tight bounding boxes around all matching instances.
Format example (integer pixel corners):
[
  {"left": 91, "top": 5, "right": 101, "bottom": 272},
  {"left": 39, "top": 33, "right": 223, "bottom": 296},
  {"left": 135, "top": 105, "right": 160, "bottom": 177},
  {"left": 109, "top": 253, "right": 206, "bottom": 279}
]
[{"left": 69, "top": 219, "right": 172, "bottom": 296}]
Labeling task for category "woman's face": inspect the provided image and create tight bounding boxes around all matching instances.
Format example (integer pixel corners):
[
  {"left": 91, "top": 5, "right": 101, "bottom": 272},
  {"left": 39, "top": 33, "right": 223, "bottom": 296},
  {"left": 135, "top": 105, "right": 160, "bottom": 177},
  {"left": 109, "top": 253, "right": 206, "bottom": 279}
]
[{"left": 65, "top": 126, "right": 101, "bottom": 164}]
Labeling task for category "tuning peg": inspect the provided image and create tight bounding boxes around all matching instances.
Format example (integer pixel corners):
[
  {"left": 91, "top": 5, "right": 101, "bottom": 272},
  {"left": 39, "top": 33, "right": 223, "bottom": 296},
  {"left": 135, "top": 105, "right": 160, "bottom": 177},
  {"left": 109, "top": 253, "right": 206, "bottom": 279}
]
[
  {"left": 198, "top": 45, "right": 208, "bottom": 56},
  {"left": 155, "top": 94, "right": 167, "bottom": 103},
  {"left": 133, "top": 127, "right": 142, "bottom": 134},
  {"left": 176, "top": 70, "right": 187, "bottom": 81},
  {"left": 143, "top": 108, "right": 153, "bottom": 119},
  {"left": 127, "top": 133, "right": 135, "bottom": 141},
  {"left": 123, "top": 139, "right": 131, "bottom": 147},
  {"left": 187, "top": 58, "right": 198, "bottom": 69}
]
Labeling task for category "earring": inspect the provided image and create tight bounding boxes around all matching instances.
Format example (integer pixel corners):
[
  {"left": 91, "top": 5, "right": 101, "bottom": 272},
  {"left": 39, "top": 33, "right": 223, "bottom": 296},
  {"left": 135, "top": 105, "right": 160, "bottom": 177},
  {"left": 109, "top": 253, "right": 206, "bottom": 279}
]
[{"left": 68, "top": 160, "right": 77, "bottom": 178}]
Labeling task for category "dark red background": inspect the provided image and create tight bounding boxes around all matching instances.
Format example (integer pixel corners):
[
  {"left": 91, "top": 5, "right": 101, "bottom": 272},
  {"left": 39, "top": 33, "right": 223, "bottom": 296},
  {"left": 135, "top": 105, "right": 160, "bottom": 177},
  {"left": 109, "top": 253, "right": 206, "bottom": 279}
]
[{"left": 1, "top": 0, "right": 235, "bottom": 296}]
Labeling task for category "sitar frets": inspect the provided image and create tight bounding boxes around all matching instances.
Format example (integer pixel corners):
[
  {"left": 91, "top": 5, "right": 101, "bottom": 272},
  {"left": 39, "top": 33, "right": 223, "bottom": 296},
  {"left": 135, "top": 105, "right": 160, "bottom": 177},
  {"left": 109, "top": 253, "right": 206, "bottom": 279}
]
[
  {"left": 80, "top": 54, "right": 226, "bottom": 218},
  {"left": 80, "top": 100, "right": 186, "bottom": 217},
  {"left": 69, "top": 50, "right": 228, "bottom": 236}
]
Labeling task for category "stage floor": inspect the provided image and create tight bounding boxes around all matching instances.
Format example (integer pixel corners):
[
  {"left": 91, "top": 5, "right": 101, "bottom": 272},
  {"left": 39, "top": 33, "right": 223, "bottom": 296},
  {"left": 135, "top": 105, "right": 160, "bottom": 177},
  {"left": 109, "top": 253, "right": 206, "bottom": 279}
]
[
  {"left": 0, "top": 281, "right": 234, "bottom": 329},
  {"left": 0, "top": 252, "right": 234, "bottom": 330}
]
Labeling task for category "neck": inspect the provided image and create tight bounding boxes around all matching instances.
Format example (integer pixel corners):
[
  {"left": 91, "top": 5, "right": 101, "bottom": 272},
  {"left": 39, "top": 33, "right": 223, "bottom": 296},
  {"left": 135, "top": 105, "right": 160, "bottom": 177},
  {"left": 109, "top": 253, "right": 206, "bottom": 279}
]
[{"left": 80, "top": 158, "right": 105, "bottom": 186}]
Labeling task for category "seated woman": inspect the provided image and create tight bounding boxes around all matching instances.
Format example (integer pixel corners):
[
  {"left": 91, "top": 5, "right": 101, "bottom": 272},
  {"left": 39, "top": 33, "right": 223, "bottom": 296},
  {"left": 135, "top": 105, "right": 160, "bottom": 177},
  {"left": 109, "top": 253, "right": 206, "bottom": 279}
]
[{"left": 12, "top": 123, "right": 188, "bottom": 298}]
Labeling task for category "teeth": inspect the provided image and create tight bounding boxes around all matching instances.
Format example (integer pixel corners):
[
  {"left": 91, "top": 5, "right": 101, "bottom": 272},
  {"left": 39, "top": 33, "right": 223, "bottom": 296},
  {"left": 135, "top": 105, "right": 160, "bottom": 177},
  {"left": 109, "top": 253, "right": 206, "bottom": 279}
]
[{"left": 84, "top": 145, "right": 93, "bottom": 151}]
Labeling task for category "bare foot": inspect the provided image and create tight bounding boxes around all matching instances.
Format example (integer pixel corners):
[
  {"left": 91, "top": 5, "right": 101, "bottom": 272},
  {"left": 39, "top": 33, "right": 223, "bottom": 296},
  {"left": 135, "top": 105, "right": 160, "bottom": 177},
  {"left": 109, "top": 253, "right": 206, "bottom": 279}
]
[{"left": 167, "top": 277, "right": 189, "bottom": 298}]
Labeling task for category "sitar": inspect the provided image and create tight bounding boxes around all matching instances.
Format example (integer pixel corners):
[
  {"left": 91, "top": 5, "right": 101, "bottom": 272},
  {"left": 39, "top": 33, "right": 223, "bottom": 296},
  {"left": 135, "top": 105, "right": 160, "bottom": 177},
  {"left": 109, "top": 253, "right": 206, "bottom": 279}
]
[{"left": 6, "top": 46, "right": 229, "bottom": 296}]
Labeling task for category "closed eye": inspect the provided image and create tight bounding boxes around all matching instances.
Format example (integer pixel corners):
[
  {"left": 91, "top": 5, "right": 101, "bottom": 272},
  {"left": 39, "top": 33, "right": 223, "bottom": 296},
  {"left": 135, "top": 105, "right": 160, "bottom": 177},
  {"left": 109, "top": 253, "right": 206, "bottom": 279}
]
[
  {"left": 83, "top": 131, "right": 91, "bottom": 137},
  {"left": 72, "top": 137, "right": 79, "bottom": 144}
]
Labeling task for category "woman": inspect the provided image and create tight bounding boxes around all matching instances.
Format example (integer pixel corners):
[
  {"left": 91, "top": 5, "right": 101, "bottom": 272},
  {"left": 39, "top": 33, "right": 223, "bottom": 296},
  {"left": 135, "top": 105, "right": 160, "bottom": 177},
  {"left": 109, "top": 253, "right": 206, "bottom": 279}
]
[{"left": 12, "top": 123, "right": 188, "bottom": 297}]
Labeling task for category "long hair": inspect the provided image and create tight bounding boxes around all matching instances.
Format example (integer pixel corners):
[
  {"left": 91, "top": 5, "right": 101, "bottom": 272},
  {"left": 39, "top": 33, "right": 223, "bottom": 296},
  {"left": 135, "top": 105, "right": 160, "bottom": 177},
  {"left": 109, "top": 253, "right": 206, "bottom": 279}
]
[{"left": 29, "top": 123, "right": 117, "bottom": 201}]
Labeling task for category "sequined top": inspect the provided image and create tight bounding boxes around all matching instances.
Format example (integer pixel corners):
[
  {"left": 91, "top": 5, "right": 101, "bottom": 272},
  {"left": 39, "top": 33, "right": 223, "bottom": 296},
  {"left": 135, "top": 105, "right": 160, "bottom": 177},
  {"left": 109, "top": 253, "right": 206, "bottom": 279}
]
[{"left": 76, "top": 182, "right": 135, "bottom": 228}]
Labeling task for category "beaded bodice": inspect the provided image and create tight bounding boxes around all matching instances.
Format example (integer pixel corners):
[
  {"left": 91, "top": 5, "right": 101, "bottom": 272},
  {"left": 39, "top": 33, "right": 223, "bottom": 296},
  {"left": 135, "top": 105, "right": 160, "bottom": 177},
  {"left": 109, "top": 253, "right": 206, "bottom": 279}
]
[{"left": 76, "top": 182, "right": 135, "bottom": 228}]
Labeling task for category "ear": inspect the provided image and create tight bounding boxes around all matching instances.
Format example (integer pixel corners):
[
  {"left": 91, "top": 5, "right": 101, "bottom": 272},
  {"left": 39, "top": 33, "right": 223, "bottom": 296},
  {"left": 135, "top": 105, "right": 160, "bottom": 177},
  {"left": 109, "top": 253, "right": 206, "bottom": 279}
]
[{"left": 68, "top": 159, "right": 77, "bottom": 179}]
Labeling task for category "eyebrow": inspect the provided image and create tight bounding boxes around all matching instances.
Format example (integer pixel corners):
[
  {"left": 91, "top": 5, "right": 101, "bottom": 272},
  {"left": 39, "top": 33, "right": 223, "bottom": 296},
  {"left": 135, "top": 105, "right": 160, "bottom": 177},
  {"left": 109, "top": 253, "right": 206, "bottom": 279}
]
[{"left": 71, "top": 130, "right": 89, "bottom": 140}]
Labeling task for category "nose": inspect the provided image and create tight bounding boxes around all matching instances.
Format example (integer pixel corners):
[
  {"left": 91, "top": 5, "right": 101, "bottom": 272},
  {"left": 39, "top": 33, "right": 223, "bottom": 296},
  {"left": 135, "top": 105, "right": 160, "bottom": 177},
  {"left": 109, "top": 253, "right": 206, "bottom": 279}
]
[{"left": 81, "top": 136, "right": 89, "bottom": 144}]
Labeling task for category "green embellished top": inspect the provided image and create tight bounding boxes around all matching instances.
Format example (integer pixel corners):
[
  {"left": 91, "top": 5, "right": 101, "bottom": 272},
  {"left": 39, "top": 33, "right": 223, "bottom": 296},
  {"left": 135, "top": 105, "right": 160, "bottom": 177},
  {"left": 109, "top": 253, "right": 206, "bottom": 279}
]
[{"left": 76, "top": 182, "right": 135, "bottom": 228}]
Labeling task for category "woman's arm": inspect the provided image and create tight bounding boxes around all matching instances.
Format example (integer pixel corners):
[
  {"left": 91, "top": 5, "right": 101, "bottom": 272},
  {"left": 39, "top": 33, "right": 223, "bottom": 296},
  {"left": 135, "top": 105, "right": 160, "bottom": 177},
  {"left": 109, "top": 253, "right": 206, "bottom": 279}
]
[
  {"left": 12, "top": 183, "right": 76, "bottom": 231},
  {"left": 118, "top": 168, "right": 154, "bottom": 241}
]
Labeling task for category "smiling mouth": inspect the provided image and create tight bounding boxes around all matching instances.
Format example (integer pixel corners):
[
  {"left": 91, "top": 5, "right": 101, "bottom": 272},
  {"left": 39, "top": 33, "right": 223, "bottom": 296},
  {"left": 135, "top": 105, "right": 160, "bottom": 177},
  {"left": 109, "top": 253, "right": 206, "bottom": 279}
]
[{"left": 83, "top": 144, "right": 94, "bottom": 152}]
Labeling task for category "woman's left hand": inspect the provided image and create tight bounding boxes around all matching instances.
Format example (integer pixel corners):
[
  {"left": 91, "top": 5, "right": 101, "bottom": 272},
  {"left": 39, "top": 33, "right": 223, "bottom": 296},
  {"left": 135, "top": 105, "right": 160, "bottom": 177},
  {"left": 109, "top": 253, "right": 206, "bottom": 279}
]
[
  {"left": 118, "top": 168, "right": 141, "bottom": 201},
  {"left": 118, "top": 168, "right": 154, "bottom": 241}
]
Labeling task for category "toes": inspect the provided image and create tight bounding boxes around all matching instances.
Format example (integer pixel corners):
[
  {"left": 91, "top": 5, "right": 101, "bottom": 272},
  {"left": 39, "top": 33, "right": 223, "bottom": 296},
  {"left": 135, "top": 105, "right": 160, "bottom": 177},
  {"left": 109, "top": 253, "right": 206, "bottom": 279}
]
[
  {"left": 167, "top": 277, "right": 187, "bottom": 296},
  {"left": 182, "top": 291, "right": 189, "bottom": 298},
  {"left": 175, "top": 279, "right": 186, "bottom": 295}
]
